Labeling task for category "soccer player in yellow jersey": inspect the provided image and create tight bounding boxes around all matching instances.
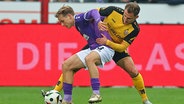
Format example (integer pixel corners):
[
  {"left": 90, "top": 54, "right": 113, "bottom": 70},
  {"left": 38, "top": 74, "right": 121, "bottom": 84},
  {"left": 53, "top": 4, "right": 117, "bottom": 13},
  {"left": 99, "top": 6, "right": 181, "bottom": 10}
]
[
  {"left": 44, "top": 2, "right": 152, "bottom": 104},
  {"left": 96, "top": 2, "right": 152, "bottom": 104}
]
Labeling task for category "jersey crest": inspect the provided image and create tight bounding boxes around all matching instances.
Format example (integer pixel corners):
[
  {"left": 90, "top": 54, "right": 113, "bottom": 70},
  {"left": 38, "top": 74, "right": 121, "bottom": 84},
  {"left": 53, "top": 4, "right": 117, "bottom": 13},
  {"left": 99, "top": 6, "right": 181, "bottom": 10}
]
[{"left": 124, "top": 29, "right": 129, "bottom": 36}]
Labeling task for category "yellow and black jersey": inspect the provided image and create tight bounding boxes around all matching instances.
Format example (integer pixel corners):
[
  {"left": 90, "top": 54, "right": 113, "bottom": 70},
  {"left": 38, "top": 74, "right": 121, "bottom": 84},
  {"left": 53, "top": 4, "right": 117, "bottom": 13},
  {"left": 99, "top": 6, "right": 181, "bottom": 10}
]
[{"left": 99, "top": 6, "right": 140, "bottom": 52}]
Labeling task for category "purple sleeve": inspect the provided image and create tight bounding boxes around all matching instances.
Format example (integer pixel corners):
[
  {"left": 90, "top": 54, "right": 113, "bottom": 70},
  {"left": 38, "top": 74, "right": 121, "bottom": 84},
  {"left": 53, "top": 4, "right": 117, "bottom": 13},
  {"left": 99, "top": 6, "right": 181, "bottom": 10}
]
[{"left": 84, "top": 9, "right": 101, "bottom": 24}]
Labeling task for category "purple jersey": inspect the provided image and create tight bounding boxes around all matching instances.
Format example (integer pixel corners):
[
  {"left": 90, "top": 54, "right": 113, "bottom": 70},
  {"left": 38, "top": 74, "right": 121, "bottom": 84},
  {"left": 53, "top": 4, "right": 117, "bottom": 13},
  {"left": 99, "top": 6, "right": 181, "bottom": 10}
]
[{"left": 74, "top": 9, "right": 111, "bottom": 50}]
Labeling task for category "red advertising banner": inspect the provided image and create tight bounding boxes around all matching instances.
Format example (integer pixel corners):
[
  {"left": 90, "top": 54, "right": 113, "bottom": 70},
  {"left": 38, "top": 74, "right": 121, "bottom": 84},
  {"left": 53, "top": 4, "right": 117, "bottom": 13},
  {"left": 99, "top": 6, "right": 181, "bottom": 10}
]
[{"left": 0, "top": 24, "right": 184, "bottom": 87}]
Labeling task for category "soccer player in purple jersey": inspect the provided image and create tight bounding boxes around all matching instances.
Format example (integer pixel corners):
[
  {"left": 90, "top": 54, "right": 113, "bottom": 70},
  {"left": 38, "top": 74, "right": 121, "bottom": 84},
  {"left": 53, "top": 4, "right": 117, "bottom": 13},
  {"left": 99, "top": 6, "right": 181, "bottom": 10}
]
[
  {"left": 42, "top": 2, "right": 152, "bottom": 104},
  {"left": 54, "top": 5, "right": 114, "bottom": 104}
]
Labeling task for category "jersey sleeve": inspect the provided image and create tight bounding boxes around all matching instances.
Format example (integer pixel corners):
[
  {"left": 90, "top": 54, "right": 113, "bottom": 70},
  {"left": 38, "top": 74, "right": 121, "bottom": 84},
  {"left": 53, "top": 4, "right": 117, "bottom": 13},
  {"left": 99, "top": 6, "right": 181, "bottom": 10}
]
[
  {"left": 84, "top": 9, "right": 101, "bottom": 24},
  {"left": 99, "top": 6, "right": 123, "bottom": 16},
  {"left": 106, "top": 40, "right": 130, "bottom": 52},
  {"left": 106, "top": 28, "right": 139, "bottom": 52}
]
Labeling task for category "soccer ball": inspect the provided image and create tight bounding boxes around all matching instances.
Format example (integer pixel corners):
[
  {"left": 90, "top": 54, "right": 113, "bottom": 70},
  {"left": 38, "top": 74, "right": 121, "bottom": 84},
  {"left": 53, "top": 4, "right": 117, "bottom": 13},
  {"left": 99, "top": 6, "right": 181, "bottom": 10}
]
[{"left": 44, "top": 90, "right": 62, "bottom": 104}]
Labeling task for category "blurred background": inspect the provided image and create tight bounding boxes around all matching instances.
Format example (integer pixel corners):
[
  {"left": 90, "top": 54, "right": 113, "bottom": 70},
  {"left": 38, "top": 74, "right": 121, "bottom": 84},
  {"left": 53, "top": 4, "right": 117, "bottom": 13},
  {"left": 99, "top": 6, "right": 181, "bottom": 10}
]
[
  {"left": 1, "top": 1, "right": 184, "bottom": 104},
  {"left": 0, "top": 0, "right": 184, "bottom": 87}
]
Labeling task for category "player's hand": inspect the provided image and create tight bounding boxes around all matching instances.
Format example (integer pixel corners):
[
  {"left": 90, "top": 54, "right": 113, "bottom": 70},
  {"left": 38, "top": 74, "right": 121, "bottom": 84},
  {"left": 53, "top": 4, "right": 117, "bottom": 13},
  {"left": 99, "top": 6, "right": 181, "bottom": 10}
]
[
  {"left": 96, "top": 34, "right": 108, "bottom": 45},
  {"left": 98, "top": 21, "right": 108, "bottom": 31}
]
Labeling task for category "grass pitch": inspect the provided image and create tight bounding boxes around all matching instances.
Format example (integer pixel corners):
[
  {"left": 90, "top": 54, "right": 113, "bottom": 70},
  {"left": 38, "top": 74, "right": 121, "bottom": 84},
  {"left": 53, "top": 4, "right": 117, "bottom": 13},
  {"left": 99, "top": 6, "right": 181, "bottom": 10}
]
[{"left": 0, "top": 86, "right": 184, "bottom": 104}]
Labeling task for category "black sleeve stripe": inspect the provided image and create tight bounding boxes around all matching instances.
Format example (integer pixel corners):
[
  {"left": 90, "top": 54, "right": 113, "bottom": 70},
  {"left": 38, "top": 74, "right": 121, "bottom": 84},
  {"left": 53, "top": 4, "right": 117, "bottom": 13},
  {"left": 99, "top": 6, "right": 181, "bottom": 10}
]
[
  {"left": 124, "top": 22, "right": 140, "bottom": 44},
  {"left": 99, "top": 6, "right": 123, "bottom": 16}
]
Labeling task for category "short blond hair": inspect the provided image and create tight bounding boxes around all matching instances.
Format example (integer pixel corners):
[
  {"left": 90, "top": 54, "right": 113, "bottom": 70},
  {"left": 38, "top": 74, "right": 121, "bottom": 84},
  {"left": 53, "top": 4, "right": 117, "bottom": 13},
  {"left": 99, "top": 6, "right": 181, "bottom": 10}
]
[{"left": 55, "top": 5, "right": 74, "bottom": 18}]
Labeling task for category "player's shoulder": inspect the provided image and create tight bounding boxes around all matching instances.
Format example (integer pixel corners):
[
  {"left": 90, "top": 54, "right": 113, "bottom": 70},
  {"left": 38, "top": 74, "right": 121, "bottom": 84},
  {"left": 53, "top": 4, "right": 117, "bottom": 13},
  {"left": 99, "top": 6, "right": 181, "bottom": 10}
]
[
  {"left": 110, "top": 6, "right": 123, "bottom": 13},
  {"left": 101, "top": 6, "right": 124, "bottom": 14},
  {"left": 102, "top": 6, "right": 123, "bottom": 10},
  {"left": 132, "top": 21, "right": 140, "bottom": 32},
  {"left": 74, "top": 13, "right": 84, "bottom": 22}
]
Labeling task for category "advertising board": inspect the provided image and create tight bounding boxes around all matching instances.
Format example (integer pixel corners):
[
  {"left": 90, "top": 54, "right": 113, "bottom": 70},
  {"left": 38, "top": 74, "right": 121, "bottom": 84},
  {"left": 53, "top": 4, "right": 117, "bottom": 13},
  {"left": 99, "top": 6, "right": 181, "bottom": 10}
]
[{"left": 0, "top": 24, "right": 184, "bottom": 86}]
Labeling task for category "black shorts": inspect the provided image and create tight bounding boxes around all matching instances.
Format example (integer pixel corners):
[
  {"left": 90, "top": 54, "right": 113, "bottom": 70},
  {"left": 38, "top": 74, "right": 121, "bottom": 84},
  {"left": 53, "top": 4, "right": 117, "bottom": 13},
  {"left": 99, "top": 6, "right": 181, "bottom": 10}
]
[{"left": 113, "top": 51, "right": 130, "bottom": 63}]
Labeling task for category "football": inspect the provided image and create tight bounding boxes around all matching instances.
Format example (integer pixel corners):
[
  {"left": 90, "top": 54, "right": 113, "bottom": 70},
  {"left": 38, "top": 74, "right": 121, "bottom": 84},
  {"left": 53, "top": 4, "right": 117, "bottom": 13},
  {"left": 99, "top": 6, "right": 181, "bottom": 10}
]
[{"left": 44, "top": 90, "right": 62, "bottom": 104}]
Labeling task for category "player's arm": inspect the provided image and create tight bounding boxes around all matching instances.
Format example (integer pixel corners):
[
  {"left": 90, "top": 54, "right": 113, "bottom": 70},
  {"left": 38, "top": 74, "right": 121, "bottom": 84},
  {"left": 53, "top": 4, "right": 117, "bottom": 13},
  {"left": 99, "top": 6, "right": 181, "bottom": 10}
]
[
  {"left": 84, "top": 9, "right": 101, "bottom": 24},
  {"left": 96, "top": 34, "right": 130, "bottom": 52},
  {"left": 84, "top": 9, "right": 108, "bottom": 35},
  {"left": 110, "top": 29, "right": 139, "bottom": 52},
  {"left": 97, "top": 30, "right": 138, "bottom": 52},
  {"left": 106, "top": 40, "right": 130, "bottom": 52}
]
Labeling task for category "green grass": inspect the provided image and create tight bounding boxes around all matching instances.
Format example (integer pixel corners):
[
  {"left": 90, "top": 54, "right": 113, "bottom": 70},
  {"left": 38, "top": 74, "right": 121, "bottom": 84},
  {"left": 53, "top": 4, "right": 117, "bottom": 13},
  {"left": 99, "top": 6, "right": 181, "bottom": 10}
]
[{"left": 0, "top": 86, "right": 184, "bottom": 104}]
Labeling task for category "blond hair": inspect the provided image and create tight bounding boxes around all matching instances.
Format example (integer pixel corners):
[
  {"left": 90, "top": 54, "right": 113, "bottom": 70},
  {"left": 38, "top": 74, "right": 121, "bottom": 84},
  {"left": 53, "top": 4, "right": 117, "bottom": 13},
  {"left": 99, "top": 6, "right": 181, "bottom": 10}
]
[{"left": 55, "top": 5, "right": 74, "bottom": 18}]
